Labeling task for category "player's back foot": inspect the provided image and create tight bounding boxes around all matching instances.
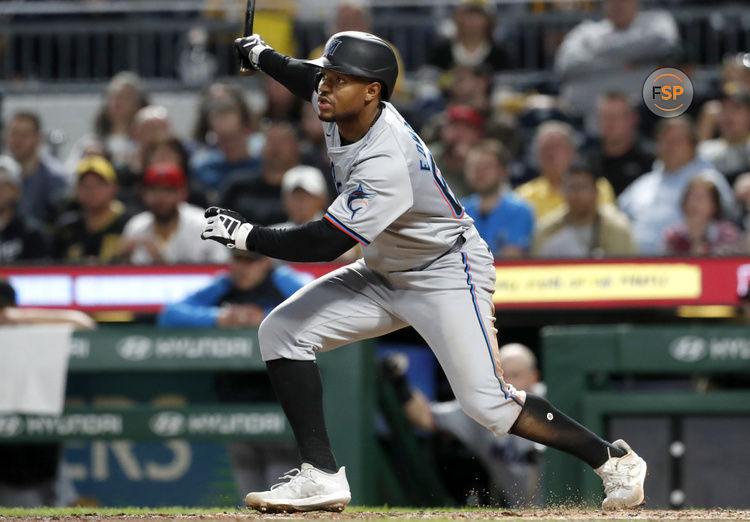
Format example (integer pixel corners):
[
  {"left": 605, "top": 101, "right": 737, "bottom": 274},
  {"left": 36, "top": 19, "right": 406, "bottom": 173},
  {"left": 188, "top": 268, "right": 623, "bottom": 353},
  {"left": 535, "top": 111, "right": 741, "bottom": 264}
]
[
  {"left": 244, "top": 463, "right": 351, "bottom": 513},
  {"left": 594, "top": 439, "right": 647, "bottom": 510}
]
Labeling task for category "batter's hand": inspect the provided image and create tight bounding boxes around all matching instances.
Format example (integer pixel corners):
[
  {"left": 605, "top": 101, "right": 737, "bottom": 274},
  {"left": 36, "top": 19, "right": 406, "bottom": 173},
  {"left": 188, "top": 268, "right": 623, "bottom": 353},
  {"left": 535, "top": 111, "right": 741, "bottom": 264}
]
[
  {"left": 234, "top": 34, "right": 271, "bottom": 71},
  {"left": 201, "top": 207, "right": 253, "bottom": 250}
]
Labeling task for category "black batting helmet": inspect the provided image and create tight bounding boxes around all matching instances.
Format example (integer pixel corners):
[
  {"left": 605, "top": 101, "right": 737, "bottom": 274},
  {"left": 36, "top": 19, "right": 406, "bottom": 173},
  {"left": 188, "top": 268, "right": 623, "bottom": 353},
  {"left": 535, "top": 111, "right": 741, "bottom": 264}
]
[{"left": 306, "top": 31, "right": 398, "bottom": 101}]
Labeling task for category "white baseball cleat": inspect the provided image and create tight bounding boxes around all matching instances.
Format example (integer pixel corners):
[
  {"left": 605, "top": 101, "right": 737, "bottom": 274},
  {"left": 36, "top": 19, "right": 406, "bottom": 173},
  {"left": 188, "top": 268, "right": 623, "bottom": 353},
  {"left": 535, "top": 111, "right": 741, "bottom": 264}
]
[
  {"left": 594, "top": 439, "right": 647, "bottom": 510},
  {"left": 244, "top": 463, "right": 351, "bottom": 513}
]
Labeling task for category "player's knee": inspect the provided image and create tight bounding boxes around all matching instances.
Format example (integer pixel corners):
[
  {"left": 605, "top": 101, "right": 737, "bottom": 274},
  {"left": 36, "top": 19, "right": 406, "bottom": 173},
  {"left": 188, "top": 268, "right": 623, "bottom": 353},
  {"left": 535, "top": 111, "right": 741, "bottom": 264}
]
[
  {"left": 258, "top": 310, "right": 314, "bottom": 361},
  {"left": 258, "top": 313, "right": 284, "bottom": 360},
  {"left": 456, "top": 397, "right": 508, "bottom": 436}
]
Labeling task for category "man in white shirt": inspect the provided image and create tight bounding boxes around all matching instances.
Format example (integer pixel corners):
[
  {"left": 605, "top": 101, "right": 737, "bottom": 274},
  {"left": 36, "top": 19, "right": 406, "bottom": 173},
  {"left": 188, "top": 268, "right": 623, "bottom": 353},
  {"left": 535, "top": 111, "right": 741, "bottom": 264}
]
[
  {"left": 555, "top": 0, "right": 679, "bottom": 129},
  {"left": 119, "top": 162, "right": 230, "bottom": 264},
  {"left": 618, "top": 117, "right": 735, "bottom": 255}
]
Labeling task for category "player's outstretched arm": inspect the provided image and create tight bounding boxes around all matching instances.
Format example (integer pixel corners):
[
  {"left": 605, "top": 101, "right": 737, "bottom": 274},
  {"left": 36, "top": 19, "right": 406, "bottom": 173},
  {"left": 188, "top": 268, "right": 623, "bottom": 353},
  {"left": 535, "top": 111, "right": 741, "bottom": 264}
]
[
  {"left": 201, "top": 207, "right": 356, "bottom": 262},
  {"left": 234, "top": 35, "right": 319, "bottom": 101}
]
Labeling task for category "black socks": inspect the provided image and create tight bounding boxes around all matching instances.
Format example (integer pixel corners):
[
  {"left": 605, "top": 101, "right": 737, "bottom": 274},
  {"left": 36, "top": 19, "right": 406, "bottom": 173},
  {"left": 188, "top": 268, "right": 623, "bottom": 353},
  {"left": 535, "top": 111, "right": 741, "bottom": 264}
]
[
  {"left": 266, "top": 358, "right": 338, "bottom": 473},
  {"left": 509, "top": 394, "right": 626, "bottom": 468}
]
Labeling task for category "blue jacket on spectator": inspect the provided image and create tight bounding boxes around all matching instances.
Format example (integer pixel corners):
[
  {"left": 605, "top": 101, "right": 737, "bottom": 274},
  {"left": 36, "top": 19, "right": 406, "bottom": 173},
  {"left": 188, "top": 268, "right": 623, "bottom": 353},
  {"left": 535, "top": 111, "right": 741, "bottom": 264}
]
[
  {"left": 462, "top": 192, "right": 535, "bottom": 259},
  {"left": 158, "top": 265, "right": 311, "bottom": 328}
]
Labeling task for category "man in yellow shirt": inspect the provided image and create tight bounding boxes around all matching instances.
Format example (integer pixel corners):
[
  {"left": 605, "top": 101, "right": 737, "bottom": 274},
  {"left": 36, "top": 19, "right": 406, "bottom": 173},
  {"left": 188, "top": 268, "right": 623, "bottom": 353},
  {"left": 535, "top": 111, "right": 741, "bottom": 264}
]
[
  {"left": 533, "top": 159, "right": 637, "bottom": 258},
  {"left": 517, "top": 121, "right": 614, "bottom": 219}
]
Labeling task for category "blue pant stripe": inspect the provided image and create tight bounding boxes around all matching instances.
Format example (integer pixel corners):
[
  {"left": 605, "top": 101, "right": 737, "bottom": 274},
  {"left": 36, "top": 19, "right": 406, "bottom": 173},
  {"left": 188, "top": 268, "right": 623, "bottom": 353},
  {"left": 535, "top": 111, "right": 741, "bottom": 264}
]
[{"left": 461, "top": 252, "right": 525, "bottom": 407}]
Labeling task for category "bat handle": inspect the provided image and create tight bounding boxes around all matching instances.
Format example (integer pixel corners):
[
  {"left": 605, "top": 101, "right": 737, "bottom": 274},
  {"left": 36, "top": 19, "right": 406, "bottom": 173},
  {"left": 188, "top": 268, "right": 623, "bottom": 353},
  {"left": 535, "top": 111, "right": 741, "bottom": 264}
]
[{"left": 239, "top": 58, "right": 256, "bottom": 77}]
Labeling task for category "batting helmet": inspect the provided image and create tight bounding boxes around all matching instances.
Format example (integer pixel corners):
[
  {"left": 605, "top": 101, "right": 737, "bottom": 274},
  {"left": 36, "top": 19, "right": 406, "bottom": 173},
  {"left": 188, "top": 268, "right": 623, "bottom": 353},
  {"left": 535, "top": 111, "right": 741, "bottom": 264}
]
[{"left": 306, "top": 31, "right": 398, "bottom": 101}]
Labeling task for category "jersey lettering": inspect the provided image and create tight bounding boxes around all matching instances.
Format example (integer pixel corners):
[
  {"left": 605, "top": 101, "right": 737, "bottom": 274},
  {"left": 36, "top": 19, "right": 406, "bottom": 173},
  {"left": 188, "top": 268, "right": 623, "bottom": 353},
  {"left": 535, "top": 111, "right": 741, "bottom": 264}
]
[
  {"left": 402, "top": 120, "right": 463, "bottom": 218},
  {"left": 402, "top": 121, "right": 430, "bottom": 171},
  {"left": 430, "top": 154, "right": 464, "bottom": 219}
]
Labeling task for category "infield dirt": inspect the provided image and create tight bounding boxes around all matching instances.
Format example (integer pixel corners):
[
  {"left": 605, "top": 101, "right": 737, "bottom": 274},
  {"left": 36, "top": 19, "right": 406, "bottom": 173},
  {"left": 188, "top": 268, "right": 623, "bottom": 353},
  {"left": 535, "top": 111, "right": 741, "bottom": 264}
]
[{"left": 2, "top": 509, "right": 750, "bottom": 521}]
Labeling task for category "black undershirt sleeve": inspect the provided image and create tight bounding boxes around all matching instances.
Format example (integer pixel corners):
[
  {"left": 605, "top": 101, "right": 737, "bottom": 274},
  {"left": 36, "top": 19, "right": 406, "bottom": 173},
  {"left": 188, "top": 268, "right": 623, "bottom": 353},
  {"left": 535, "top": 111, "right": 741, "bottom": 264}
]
[
  {"left": 245, "top": 218, "right": 358, "bottom": 262},
  {"left": 258, "top": 49, "right": 320, "bottom": 102}
]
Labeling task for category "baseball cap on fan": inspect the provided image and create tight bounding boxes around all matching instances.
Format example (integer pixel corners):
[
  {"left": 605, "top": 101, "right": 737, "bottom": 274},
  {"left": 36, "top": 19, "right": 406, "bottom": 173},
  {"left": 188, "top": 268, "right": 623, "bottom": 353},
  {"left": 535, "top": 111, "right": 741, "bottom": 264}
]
[
  {"left": 143, "top": 162, "right": 187, "bottom": 189},
  {"left": 446, "top": 105, "right": 484, "bottom": 132},
  {"left": 282, "top": 166, "right": 328, "bottom": 197},
  {"left": 76, "top": 156, "right": 117, "bottom": 184},
  {"left": 0, "top": 155, "right": 22, "bottom": 187}
]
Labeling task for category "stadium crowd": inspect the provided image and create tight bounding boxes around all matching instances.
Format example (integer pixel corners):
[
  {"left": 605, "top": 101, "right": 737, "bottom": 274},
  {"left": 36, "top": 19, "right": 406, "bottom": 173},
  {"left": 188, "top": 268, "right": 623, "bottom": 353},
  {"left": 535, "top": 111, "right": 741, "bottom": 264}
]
[{"left": 1, "top": 0, "right": 749, "bottom": 267}]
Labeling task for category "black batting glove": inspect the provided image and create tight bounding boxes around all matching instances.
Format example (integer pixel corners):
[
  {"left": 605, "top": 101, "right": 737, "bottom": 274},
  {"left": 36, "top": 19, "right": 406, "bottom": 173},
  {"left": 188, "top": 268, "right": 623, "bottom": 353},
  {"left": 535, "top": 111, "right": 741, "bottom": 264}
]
[
  {"left": 201, "top": 207, "right": 254, "bottom": 250},
  {"left": 233, "top": 34, "right": 272, "bottom": 71}
]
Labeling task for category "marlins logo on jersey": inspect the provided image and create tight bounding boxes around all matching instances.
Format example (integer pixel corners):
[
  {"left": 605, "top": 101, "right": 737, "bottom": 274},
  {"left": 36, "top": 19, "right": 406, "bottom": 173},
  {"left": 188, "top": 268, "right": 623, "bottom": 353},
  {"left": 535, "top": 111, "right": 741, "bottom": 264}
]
[{"left": 347, "top": 183, "right": 374, "bottom": 219}]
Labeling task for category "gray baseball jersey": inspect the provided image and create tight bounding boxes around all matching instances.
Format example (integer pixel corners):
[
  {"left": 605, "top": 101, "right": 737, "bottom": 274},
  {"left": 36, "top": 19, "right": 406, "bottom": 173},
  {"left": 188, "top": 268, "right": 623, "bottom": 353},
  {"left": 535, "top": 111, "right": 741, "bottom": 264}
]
[
  {"left": 315, "top": 92, "right": 473, "bottom": 273},
  {"left": 260, "top": 96, "right": 526, "bottom": 437}
]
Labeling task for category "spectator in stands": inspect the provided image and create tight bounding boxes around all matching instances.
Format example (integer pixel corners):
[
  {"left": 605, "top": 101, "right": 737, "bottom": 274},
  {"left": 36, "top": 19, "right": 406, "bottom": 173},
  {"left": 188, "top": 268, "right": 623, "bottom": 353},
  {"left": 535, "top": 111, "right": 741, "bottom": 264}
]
[
  {"left": 448, "top": 64, "right": 493, "bottom": 115},
  {"left": 585, "top": 92, "right": 654, "bottom": 196},
  {"left": 263, "top": 76, "right": 303, "bottom": 123},
  {"left": 734, "top": 172, "right": 750, "bottom": 243},
  {"left": 190, "top": 99, "right": 259, "bottom": 199},
  {"left": 157, "top": 250, "right": 311, "bottom": 497},
  {"left": 192, "top": 82, "right": 255, "bottom": 147},
  {"left": 277, "top": 166, "right": 330, "bottom": 227},
  {"left": 383, "top": 343, "right": 544, "bottom": 507},
  {"left": 413, "top": 63, "right": 495, "bottom": 139},
  {"left": 0, "top": 155, "right": 50, "bottom": 263},
  {"left": 118, "top": 162, "right": 229, "bottom": 264},
  {"left": 112, "top": 105, "right": 173, "bottom": 210},
  {"left": 54, "top": 156, "right": 130, "bottom": 264},
  {"left": 533, "top": 159, "right": 636, "bottom": 258},
  {"left": 131, "top": 105, "right": 171, "bottom": 175},
  {"left": 219, "top": 122, "right": 300, "bottom": 226},
  {"left": 429, "top": 105, "right": 485, "bottom": 199},
  {"left": 426, "top": 0, "right": 509, "bottom": 72},
  {"left": 516, "top": 121, "right": 615, "bottom": 220},
  {"left": 697, "top": 53, "right": 750, "bottom": 142},
  {"left": 143, "top": 134, "right": 209, "bottom": 211},
  {"left": 665, "top": 177, "right": 743, "bottom": 257},
  {"left": 461, "top": 140, "right": 534, "bottom": 259},
  {"left": 618, "top": 117, "right": 736, "bottom": 256},
  {"left": 308, "top": 1, "right": 406, "bottom": 100},
  {"left": 698, "top": 89, "right": 750, "bottom": 186},
  {"left": 554, "top": 0, "right": 679, "bottom": 127},
  {"left": 4, "top": 111, "right": 69, "bottom": 226},
  {"left": 0, "top": 278, "right": 94, "bottom": 508},
  {"left": 275, "top": 165, "right": 360, "bottom": 263},
  {"left": 92, "top": 72, "right": 149, "bottom": 171},
  {"left": 158, "top": 250, "right": 311, "bottom": 328}
]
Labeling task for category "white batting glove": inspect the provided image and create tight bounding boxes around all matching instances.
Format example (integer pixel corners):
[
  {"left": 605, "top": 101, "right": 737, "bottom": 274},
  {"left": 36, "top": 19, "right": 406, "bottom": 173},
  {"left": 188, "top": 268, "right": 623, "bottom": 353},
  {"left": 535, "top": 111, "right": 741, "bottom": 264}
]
[
  {"left": 234, "top": 34, "right": 272, "bottom": 71},
  {"left": 201, "top": 207, "right": 253, "bottom": 250}
]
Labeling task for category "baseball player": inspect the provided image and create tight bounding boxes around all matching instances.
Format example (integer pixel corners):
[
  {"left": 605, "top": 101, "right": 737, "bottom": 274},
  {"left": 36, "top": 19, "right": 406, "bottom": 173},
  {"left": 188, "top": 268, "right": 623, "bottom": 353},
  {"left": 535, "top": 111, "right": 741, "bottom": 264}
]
[{"left": 201, "top": 31, "right": 646, "bottom": 513}]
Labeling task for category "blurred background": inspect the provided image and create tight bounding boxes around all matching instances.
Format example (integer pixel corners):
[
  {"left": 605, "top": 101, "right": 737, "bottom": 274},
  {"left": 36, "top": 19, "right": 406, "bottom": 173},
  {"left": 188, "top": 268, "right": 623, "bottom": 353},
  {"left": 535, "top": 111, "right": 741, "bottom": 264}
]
[{"left": 0, "top": 0, "right": 749, "bottom": 512}]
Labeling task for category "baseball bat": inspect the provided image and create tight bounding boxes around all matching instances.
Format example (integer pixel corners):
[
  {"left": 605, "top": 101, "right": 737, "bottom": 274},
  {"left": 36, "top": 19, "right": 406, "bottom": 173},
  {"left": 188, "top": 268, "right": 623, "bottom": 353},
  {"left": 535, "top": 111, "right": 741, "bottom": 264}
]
[{"left": 239, "top": 0, "right": 256, "bottom": 76}]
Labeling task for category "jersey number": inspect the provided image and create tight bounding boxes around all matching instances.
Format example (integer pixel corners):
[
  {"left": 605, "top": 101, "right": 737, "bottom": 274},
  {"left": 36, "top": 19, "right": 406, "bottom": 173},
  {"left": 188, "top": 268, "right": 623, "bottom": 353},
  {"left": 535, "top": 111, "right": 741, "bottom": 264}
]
[{"left": 430, "top": 155, "right": 464, "bottom": 218}]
